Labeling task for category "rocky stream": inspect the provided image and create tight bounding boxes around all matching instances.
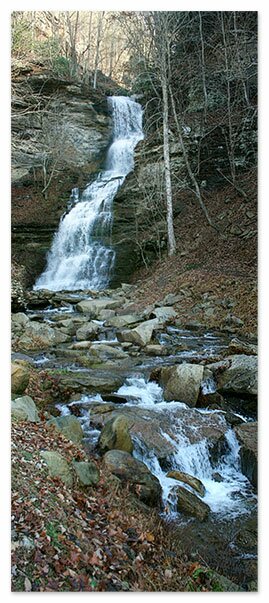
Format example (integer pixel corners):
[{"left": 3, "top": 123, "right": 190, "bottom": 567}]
[{"left": 11, "top": 283, "right": 258, "bottom": 590}]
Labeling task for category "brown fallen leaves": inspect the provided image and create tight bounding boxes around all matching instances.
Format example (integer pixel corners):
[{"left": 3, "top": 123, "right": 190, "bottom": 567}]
[{"left": 11, "top": 418, "right": 193, "bottom": 592}]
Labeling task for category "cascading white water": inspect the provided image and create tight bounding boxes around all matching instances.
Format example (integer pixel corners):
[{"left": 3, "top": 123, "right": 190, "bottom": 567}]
[
  {"left": 116, "top": 377, "right": 256, "bottom": 518},
  {"left": 34, "top": 96, "right": 144, "bottom": 292}
]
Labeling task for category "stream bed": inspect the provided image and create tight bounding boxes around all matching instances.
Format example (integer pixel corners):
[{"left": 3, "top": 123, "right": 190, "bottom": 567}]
[{"left": 14, "top": 300, "right": 257, "bottom": 589}]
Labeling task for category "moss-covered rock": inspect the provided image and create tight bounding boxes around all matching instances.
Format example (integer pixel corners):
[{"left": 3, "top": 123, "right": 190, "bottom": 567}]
[
  {"left": 40, "top": 451, "right": 73, "bottom": 487},
  {"left": 72, "top": 460, "right": 100, "bottom": 486},
  {"left": 103, "top": 449, "right": 162, "bottom": 507},
  {"left": 98, "top": 415, "right": 133, "bottom": 454}
]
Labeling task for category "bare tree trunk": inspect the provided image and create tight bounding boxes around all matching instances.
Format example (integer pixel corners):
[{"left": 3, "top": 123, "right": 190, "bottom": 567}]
[
  {"left": 233, "top": 11, "right": 250, "bottom": 107},
  {"left": 169, "top": 85, "right": 217, "bottom": 230},
  {"left": 221, "top": 12, "right": 236, "bottom": 184},
  {"left": 93, "top": 12, "right": 104, "bottom": 89},
  {"left": 162, "top": 78, "right": 176, "bottom": 256},
  {"left": 86, "top": 12, "right": 93, "bottom": 70},
  {"left": 199, "top": 11, "right": 208, "bottom": 127}
]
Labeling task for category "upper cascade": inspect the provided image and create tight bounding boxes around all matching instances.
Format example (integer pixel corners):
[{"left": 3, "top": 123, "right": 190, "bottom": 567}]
[{"left": 34, "top": 96, "right": 144, "bottom": 292}]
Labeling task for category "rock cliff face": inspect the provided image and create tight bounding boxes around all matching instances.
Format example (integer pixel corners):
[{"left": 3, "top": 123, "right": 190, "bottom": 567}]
[
  {"left": 12, "top": 62, "right": 113, "bottom": 286},
  {"left": 12, "top": 62, "right": 257, "bottom": 290}
]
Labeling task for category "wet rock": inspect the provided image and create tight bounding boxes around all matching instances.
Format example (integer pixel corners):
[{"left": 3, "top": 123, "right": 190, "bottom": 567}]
[
  {"left": 40, "top": 451, "right": 73, "bottom": 487},
  {"left": 103, "top": 449, "right": 162, "bottom": 507},
  {"left": 228, "top": 338, "right": 257, "bottom": 356},
  {"left": 11, "top": 362, "right": 30, "bottom": 395},
  {"left": 55, "top": 371, "right": 125, "bottom": 396},
  {"left": 150, "top": 306, "right": 177, "bottom": 323},
  {"left": 105, "top": 314, "right": 141, "bottom": 328},
  {"left": 72, "top": 460, "right": 100, "bottom": 486},
  {"left": 76, "top": 298, "right": 120, "bottom": 316},
  {"left": 175, "top": 485, "right": 210, "bottom": 521},
  {"left": 117, "top": 319, "right": 159, "bottom": 347},
  {"left": 166, "top": 470, "right": 205, "bottom": 496},
  {"left": 234, "top": 422, "right": 257, "bottom": 488},
  {"left": 89, "top": 403, "right": 228, "bottom": 462},
  {"left": 71, "top": 340, "right": 93, "bottom": 349},
  {"left": 89, "top": 343, "right": 128, "bottom": 360},
  {"left": 160, "top": 363, "right": 204, "bottom": 406},
  {"left": 98, "top": 414, "right": 133, "bottom": 454},
  {"left": 144, "top": 344, "right": 168, "bottom": 356},
  {"left": 46, "top": 415, "right": 84, "bottom": 444},
  {"left": 101, "top": 393, "right": 135, "bottom": 404},
  {"left": 197, "top": 391, "right": 224, "bottom": 409},
  {"left": 75, "top": 321, "right": 100, "bottom": 341},
  {"left": 98, "top": 308, "right": 116, "bottom": 320},
  {"left": 216, "top": 355, "right": 257, "bottom": 397}
]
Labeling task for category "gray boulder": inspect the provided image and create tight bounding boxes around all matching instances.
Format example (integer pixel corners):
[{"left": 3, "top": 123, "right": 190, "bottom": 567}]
[
  {"left": 89, "top": 343, "right": 128, "bottom": 360},
  {"left": 98, "top": 415, "right": 133, "bottom": 454},
  {"left": 75, "top": 321, "right": 100, "bottom": 341},
  {"left": 11, "top": 395, "right": 40, "bottom": 423},
  {"left": 72, "top": 461, "right": 100, "bottom": 486},
  {"left": 40, "top": 451, "right": 73, "bottom": 486},
  {"left": 76, "top": 298, "right": 119, "bottom": 316},
  {"left": 117, "top": 319, "right": 159, "bottom": 347},
  {"left": 46, "top": 415, "right": 84, "bottom": 444},
  {"left": 151, "top": 306, "right": 177, "bottom": 323},
  {"left": 216, "top": 355, "right": 257, "bottom": 396},
  {"left": 160, "top": 363, "right": 205, "bottom": 406}
]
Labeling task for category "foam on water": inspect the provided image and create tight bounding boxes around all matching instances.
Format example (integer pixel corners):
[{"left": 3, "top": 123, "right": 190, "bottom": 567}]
[{"left": 115, "top": 376, "right": 256, "bottom": 518}]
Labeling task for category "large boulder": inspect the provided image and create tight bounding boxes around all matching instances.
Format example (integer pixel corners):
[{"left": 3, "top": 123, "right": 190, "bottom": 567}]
[
  {"left": 234, "top": 422, "right": 257, "bottom": 488},
  {"left": 210, "top": 355, "right": 257, "bottom": 396},
  {"left": 11, "top": 313, "right": 30, "bottom": 335},
  {"left": 16, "top": 321, "right": 70, "bottom": 350},
  {"left": 11, "top": 362, "right": 30, "bottom": 395},
  {"left": 53, "top": 370, "right": 125, "bottom": 396},
  {"left": 103, "top": 449, "right": 162, "bottom": 507},
  {"left": 89, "top": 343, "right": 128, "bottom": 360},
  {"left": 151, "top": 306, "right": 177, "bottom": 323},
  {"left": 89, "top": 402, "right": 228, "bottom": 462},
  {"left": 160, "top": 363, "right": 205, "bottom": 406},
  {"left": 105, "top": 314, "right": 142, "bottom": 329},
  {"left": 117, "top": 319, "right": 159, "bottom": 347},
  {"left": 175, "top": 485, "right": 210, "bottom": 521},
  {"left": 11, "top": 395, "right": 40, "bottom": 423},
  {"left": 98, "top": 415, "right": 133, "bottom": 454},
  {"left": 40, "top": 451, "right": 73, "bottom": 486},
  {"left": 76, "top": 298, "right": 120, "bottom": 316},
  {"left": 46, "top": 415, "right": 84, "bottom": 444},
  {"left": 75, "top": 321, "right": 100, "bottom": 341}
]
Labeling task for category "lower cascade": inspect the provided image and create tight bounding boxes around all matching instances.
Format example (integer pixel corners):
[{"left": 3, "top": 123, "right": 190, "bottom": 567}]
[
  {"left": 57, "top": 374, "right": 256, "bottom": 522},
  {"left": 34, "top": 96, "right": 144, "bottom": 292}
]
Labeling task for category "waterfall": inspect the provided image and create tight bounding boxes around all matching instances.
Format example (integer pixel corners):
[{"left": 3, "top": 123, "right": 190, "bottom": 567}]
[{"left": 34, "top": 96, "right": 144, "bottom": 292}]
